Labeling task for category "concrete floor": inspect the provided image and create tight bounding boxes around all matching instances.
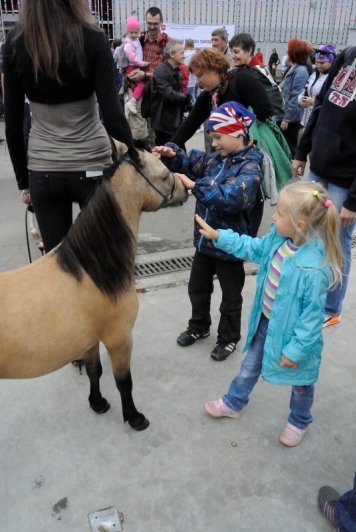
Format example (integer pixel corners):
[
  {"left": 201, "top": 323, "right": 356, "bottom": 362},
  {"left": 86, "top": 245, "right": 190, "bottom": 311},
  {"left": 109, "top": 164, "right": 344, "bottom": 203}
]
[{"left": 0, "top": 123, "right": 355, "bottom": 532}]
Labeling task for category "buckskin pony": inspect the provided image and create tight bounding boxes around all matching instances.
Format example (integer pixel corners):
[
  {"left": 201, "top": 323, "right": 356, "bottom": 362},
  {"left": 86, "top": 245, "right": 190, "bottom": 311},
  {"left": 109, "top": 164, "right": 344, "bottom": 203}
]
[{"left": 0, "top": 144, "right": 188, "bottom": 431}]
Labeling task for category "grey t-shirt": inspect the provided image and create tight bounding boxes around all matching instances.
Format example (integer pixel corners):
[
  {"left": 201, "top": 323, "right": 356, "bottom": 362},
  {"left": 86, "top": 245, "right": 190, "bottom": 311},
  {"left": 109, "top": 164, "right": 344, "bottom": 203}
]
[{"left": 28, "top": 94, "right": 112, "bottom": 172}]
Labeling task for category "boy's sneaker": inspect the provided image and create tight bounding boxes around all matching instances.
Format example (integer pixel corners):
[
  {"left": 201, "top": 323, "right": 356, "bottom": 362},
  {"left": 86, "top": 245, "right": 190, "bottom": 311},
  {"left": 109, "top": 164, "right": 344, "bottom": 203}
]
[
  {"left": 318, "top": 486, "right": 340, "bottom": 531},
  {"left": 279, "top": 422, "right": 307, "bottom": 447},
  {"left": 204, "top": 398, "right": 242, "bottom": 419},
  {"left": 127, "top": 98, "right": 138, "bottom": 115},
  {"left": 210, "top": 341, "right": 237, "bottom": 361},
  {"left": 177, "top": 328, "right": 210, "bottom": 347},
  {"left": 323, "top": 314, "right": 341, "bottom": 328}
]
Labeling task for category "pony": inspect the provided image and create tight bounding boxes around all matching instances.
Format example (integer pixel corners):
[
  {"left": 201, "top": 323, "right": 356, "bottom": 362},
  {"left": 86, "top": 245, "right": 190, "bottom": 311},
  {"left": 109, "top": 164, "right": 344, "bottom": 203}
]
[{"left": 0, "top": 144, "right": 188, "bottom": 431}]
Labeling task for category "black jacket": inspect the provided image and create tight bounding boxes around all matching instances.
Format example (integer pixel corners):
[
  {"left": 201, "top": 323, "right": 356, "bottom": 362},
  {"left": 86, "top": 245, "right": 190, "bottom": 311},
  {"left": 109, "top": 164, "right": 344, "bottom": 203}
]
[
  {"left": 171, "top": 66, "right": 272, "bottom": 148},
  {"left": 295, "top": 46, "right": 356, "bottom": 210},
  {"left": 150, "top": 60, "right": 188, "bottom": 134}
]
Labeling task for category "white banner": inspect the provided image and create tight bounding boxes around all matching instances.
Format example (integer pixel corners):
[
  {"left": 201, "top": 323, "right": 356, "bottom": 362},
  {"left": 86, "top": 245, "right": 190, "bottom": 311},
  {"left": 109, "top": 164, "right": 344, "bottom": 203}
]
[{"left": 164, "top": 24, "right": 236, "bottom": 49}]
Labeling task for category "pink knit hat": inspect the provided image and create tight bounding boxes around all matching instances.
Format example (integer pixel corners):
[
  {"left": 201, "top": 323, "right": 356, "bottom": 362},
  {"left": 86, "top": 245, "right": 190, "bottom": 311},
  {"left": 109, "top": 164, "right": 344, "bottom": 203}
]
[{"left": 126, "top": 16, "right": 140, "bottom": 32}]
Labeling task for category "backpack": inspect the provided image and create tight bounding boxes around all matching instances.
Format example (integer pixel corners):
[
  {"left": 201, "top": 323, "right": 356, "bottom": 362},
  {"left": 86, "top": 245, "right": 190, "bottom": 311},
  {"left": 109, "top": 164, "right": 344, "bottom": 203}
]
[
  {"left": 252, "top": 65, "right": 285, "bottom": 116},
  {"left": 113, "top": 42, "right": 130, "bottom": 69}
]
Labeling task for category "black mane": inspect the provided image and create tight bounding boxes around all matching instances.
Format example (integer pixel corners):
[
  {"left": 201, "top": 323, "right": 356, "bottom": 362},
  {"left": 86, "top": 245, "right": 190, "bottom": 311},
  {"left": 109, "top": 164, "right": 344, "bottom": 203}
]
[{"left": 56, "top": 165, "right": 135, "bottom": 301}]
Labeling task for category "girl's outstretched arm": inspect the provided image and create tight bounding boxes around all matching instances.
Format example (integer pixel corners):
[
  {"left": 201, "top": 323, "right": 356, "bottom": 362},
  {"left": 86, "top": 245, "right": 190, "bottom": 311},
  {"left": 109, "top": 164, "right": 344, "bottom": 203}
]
[{"left": 195, "top": 214, "right": 219, "bottom": 240}]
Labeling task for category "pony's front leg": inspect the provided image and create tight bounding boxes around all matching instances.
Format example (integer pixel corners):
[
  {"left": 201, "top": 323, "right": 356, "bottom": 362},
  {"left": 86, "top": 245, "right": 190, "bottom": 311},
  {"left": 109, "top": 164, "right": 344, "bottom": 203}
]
[
  {"left": 115, "top": 369, "right": 149, "bottom": 431},
  {"left": 85, "top": 344, "right": 111, "bottom": 414},
  {"left": 106, "top": 336, "right": 149, "bottom": 431}
]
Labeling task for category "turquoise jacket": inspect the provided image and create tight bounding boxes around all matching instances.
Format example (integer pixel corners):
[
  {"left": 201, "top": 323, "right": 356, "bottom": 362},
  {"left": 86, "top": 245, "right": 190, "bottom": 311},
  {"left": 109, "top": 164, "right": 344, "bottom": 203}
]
[{"left": 215, "top": 224, "right": 332, "bottom": 386}]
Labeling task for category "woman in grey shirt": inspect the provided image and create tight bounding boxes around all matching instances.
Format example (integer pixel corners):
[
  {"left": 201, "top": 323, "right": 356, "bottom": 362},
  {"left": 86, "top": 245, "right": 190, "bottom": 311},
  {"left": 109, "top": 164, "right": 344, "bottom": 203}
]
[{"left": 3, "top": 0, "right": 133, "bottom": 251}]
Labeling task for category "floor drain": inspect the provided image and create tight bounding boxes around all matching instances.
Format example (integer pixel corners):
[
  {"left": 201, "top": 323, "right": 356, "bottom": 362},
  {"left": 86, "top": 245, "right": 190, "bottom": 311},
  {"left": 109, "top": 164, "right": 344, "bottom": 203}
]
[{"left": 135, "top": 255, "right": 193, "bottom": 278}]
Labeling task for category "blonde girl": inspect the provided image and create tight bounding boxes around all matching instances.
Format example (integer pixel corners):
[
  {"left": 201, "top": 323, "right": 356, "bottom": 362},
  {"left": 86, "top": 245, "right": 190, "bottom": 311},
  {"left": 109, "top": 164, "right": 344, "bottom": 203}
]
[{"left": 197, "top": 181, "right": 342, "bottom": 447}]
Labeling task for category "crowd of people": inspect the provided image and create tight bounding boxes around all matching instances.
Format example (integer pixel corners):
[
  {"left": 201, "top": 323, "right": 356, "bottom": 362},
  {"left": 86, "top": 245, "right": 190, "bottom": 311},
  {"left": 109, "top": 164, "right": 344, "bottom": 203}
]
[{"left": 1, "top": 0, "right": 355, "bottom": 529}]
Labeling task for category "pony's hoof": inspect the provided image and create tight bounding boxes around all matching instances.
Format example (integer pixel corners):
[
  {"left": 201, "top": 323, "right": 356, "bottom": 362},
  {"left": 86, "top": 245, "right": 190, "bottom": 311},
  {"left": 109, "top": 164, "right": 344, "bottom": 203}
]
[
  {"left": 90, "top": 399, "right": 111, "bottom": 414},
  {"left": 128, "top": 414, "right": 150, "bottom": 431}
]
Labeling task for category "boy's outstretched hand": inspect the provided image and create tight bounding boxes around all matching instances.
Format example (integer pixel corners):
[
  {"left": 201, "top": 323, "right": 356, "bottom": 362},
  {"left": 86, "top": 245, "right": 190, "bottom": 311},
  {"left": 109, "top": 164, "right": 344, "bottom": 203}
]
[
  {"left": 152, "top": 146, "right": 176, "bottom": 158},
  {"left": 177, "top": 173, "right": 195, "bottom": 190},
  {"left": 280, "top": 354, "right": 299, "bottom": 368},
  {"left": 195, "top": 214, "right": 219, "bottom": 240}
]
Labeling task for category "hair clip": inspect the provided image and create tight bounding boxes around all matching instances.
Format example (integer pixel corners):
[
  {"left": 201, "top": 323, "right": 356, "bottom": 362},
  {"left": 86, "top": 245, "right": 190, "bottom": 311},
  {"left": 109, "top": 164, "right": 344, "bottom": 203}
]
[
  {"left": 312, "top": 190, "right": 319, "bottom": 197},
  {"left": 324, "top": 199, "right": 333, "bottom": 208}
]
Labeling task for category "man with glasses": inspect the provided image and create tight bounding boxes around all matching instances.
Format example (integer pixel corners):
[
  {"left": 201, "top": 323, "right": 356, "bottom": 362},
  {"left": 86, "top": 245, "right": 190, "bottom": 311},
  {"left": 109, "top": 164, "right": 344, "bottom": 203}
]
[{"left": 126, "top": 7, "right": 169, "bottom": 147}]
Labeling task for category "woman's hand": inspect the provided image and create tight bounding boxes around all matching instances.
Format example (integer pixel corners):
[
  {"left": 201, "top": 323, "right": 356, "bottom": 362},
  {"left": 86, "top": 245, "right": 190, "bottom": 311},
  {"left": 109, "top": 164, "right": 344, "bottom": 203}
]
[
  {"left": 339, "top": 206, "right": 356, "bottom": 228},
  {"left": 301, "top": 96, "right": 313, "bottom": 107},
  {"left": 152, "top": 146, "right": 176, "bottom": 158},
  {"left": 195, "top": 214, "right": 219, "bottom": 240},
  {"left": 280, "top": 120, "right": 289, "bottom": 131},
  {"left": 21, "top": 189, "right": 31, "bottom": 205},
  {"left": 280, "top": 354, "right": 299, "bottom": 368},
  {"left": 291, "top": 159, "right": 306, "bottom": 178},
  {"left": 177, "top": 173, "right": 195, "bottom": 190}
]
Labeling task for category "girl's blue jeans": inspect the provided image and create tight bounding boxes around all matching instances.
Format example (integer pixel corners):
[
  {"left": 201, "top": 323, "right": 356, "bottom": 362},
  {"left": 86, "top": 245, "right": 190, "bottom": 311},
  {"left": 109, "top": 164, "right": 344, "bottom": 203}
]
[
  {"left": 308, "top": 170, "right": 355, "bottom": 316},
  {"left": 223, "top": 314, "right": 314, "bottom": 430}
]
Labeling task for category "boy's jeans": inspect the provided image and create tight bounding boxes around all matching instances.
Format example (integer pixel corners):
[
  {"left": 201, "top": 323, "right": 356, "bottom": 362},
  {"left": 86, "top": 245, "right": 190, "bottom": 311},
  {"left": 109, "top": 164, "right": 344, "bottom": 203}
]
[
  {"left": 223, "top": 314, "right": 314, "bottom": 430},
  {"left": 308, "top": 171, "right": 355, "bottom": 316}
]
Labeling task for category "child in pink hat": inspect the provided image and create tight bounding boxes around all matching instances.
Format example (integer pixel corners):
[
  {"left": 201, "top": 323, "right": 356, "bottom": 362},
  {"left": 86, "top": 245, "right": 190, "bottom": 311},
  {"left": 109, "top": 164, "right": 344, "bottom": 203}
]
[{"left": 121, "top": 16, "right": 150, "bottom": 115}]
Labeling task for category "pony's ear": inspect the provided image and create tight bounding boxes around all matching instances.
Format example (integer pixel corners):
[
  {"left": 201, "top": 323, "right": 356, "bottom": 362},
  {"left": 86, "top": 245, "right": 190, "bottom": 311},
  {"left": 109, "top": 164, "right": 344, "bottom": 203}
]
[
  {"left": 127, "top": 145, "right": 141, "bottom": 167},
  {"left": 112, "top": 140, "right": 128, "bottom": 159},
  {"left": 133, "top": 138, "right": 152, "bottom": 152}
]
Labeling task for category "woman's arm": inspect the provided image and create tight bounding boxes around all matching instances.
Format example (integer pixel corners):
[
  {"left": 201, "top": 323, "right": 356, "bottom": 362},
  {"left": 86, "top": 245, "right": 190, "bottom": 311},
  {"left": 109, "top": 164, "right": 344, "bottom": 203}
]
[
  {"left": 170, "top": 90, "right": 212, "bottom": 147},
  {"left": 3, "top": 37, "right": 28, "bottom": 190},
  {"left": 283, "top": 66, "right": 309, "bottom": 122}
]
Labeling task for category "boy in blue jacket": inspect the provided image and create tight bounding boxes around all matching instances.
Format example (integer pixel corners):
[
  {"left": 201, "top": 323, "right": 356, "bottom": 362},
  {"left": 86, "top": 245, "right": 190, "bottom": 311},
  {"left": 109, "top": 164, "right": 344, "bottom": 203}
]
[{"left": 153, "top": 101, "right": 263, "bottom": 361}]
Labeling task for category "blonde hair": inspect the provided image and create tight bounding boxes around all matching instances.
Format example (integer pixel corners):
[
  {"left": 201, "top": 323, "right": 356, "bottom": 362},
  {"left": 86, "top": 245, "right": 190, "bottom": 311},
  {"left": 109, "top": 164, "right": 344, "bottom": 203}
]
[{"left": 280, "top": 181, "right": 342, "bottom": 286}]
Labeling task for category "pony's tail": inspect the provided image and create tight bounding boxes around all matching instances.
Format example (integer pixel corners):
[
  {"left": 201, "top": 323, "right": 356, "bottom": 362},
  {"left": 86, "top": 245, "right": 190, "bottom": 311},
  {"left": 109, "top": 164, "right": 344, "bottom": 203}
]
[{"left": 56, "top": 176, "right": 135, "bottom": 301}]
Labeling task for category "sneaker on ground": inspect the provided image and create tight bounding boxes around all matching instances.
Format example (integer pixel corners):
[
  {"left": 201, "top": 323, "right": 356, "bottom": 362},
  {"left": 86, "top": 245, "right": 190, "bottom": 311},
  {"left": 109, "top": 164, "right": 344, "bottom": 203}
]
[
  {"left": 127, "top": 98, "right": 138, "bottom": 115},
  {"left": 279, "top": 422, "right": 307, "bottom": 447},
  {"left": 210, "top": 341, "right": 237, "bottom": 361},
  {"left": 177, "top": 328, "right": 210, "bottom": 347},
  {"left": 204, "top": 398, "right": 242, "bottom": 419},
  {"left": 323, "top": 314, "right": 341, "bottom": 328},
  {"left": 318, "top": 486, "right": 340, "bottom": 531}
]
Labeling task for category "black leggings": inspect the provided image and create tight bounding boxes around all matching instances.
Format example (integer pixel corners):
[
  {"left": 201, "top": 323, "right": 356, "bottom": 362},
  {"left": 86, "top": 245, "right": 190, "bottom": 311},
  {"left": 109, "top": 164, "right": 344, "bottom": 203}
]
[
  {"left": 29, "top": 170, "right": 100, "bottom": 252},
  {"left": 278, "top": 121, "right": 301, "bottom": 158}
]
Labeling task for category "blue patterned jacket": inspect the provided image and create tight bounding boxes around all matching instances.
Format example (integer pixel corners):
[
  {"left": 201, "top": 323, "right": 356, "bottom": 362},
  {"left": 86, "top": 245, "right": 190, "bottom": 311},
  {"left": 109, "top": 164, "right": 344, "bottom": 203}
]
[{"left": 163, "top": 142, "right": 263, "bottom": 260}]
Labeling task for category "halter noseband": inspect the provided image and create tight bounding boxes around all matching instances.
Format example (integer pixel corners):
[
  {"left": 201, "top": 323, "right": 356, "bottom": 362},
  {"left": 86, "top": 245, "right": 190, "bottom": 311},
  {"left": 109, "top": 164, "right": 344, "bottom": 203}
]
[{"left": 121, "top": 153, "right": 176, "bottom": 205}]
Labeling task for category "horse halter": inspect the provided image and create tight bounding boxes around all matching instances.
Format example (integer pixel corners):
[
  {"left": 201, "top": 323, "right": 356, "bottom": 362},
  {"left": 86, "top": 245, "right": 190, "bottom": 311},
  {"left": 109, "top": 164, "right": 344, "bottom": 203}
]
[{"left": 122, "top": 153, "right": 177, "bottom": 205}]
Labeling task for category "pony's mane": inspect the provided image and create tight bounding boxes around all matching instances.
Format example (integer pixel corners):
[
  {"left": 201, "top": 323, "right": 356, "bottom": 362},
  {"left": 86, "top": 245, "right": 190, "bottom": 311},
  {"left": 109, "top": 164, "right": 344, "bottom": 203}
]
[{"left": 56, "top": 154, "right": 140, "bottom": 300}]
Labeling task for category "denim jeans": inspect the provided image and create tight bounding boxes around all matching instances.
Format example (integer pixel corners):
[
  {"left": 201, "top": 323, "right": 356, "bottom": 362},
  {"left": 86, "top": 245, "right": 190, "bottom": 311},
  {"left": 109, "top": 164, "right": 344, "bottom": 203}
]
[
  {"left": 186, "top": 86, "right": 196, "bottom": 105},
  {"left": 336, "top": 473, "right": 356, "bottom": 532},
  {"left": 308, "top": 171, "right": 355, "bottom": 316},
  {"left": 223, "top": 314, "right": 314, "bottom": 429}
]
